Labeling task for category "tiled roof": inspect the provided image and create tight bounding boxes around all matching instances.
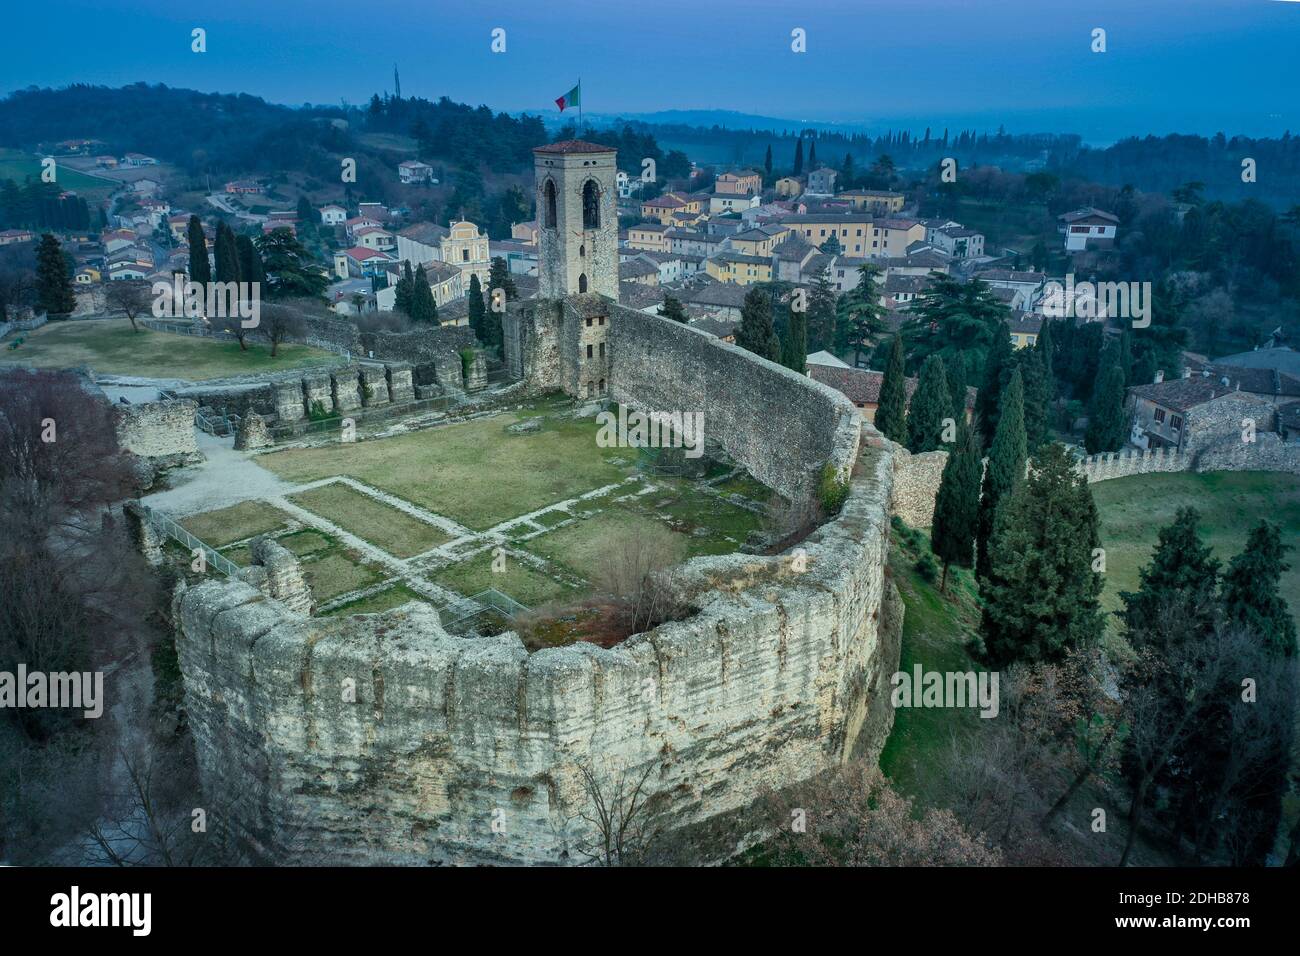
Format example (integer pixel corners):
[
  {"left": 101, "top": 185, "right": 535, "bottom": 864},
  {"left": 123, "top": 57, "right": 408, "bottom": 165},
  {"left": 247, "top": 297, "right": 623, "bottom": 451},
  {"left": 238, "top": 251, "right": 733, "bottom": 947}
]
[
  {"left": 533, "top": 140, "right": 616, "bottom": 154},
  {"left": 1128, "top": 377, "right": 1272, "bottom": 413}
]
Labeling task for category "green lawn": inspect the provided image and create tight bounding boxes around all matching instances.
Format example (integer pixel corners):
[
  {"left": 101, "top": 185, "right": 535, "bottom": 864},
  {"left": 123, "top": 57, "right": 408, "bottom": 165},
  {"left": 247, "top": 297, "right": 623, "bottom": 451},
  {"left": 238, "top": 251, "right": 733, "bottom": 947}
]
[
  {"left": 301, "top": 551, "right": 384, "bottom": 603},
  {"left": 179, "top": 500, "right": 293, "bottom": 548},
  {"left": 877, "top": 523, "right": 986, "bottom": 804},
  {"left": 289, "top": 482, "right": 450, "bottom": 558},
  {"left": 0, "top": 149, "right": 118, "bottom": 202},
  {"left": 1092, "top": 471, "right": 1300, "bottom": 633},
  {"left": 256, "top": 406, "right": 632, "bottom": 530},
  {"left": 432, "top": 550, "right": 574, "bottom": 608},
  {"left": 1, "top": 318, "right": 337, "bottom": 381},
  {"left": 324, "top": 582, "right": 429, "bottom": 617},
  {"left": 526, "top": 510, "right": 688, "bottom": 582}
]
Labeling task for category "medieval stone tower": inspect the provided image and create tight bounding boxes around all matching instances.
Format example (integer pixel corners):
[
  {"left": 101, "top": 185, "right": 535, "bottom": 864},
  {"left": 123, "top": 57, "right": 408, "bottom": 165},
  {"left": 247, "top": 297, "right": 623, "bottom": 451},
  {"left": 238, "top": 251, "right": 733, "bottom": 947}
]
[{"left": 533, "top": 140, "right": 618, "bottom": 299}]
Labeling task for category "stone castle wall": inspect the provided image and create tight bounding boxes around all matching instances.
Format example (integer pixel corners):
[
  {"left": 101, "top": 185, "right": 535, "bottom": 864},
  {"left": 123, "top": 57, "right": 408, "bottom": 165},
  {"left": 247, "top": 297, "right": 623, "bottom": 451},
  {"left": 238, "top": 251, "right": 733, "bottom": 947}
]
[
  {"left": 114, "top": 399, "right": 202, "bottom": 469},
  {"left": 608, "top": 307, "right": 861, "bottom": 500},
  {"left": 890, "top": 438, "right": 1300, "bottom": 528},
  {"left": 174, "top": 436, "right": 896, "bottom": 865}
]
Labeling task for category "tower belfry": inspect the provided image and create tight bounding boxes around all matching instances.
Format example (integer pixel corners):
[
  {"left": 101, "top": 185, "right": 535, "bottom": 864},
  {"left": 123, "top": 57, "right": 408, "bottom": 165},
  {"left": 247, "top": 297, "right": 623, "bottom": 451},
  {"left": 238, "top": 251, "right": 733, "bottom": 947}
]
[{"left": 533, "top": 140, "right": 618, "bottom": 299}]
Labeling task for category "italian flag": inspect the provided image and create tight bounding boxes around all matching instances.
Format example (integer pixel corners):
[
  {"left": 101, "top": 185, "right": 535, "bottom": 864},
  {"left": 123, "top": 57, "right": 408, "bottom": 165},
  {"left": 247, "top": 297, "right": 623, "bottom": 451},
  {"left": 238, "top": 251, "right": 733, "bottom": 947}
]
[{"left": 555, "top": 82, "right": 581, "bottom": 112}]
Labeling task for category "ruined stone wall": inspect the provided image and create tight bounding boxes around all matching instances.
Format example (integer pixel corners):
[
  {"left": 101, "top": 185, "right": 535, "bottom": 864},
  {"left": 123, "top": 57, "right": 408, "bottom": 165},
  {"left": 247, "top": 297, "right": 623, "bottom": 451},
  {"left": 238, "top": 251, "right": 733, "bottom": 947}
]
[
  {"left": 114, "top": 399, "right": 202, "bottom": 469},
  {"left": 174, "top": 435, "right": 896, "bottom": 865},
  {"left": 608, "top": 306, "right": 861, "bottom": 500},
  {"left": 889, "top": 445, "right": 948, "bottom": 527}
]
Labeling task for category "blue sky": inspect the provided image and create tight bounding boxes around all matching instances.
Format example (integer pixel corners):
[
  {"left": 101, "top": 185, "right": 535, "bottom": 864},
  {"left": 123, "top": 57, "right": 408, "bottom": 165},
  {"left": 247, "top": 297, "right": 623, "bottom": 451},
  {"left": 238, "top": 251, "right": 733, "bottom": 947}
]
[{"left": 3, "top": 0, "right": 1298, "bottom": 143}]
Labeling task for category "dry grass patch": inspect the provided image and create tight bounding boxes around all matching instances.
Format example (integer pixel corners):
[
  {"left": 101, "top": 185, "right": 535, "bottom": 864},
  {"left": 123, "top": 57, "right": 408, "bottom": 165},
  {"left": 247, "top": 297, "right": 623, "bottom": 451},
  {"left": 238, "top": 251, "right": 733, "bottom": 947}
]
[
  {"left": 302, "top": 552, "right": 384, "bottom": 603},
  {"left": 289, "top": 482, "right": 449, "bottom": 558},
  {"left": 179, "top": 500, "right": 292, "bottom": 548}
]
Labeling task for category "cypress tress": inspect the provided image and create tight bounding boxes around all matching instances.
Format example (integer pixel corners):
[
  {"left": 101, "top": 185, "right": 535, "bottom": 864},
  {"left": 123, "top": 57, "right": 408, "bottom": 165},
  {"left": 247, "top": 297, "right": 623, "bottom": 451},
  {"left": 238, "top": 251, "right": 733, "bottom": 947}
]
[
  {"left": 235, "top": 234, "right": 265, "bottom": 288},
  {"left": 906, "top": 354, "right": 952, "bottom": 452},
  {"left": 35, "top": 232, "right": 76, "bottom": 316},
  {"left": 977, "top": 324, "right": 1013, "bottom": 445},
  {"left": 930, "top": 419, "right": 983, "bottom": 591},
  {"left": 187, "top": 215, "right": 211, "bottom": 286},
  {"left": 975, "top": 366, "right": 1027, "bottom": 580},
  {"left": 1084, "top": 343, "right": 1128, "bottom": 453},
  {"left": 1220, "top": 520, "right": 1297, "bottom": 657},
  {"left": 874, "top": 334, "right": 908, "bottom": 442},
  {"left": 467, "top": 273, "right": 486, "bottom": 341},
  {"left": 735, "top": 287, "right": 780, "bottom": 361},
  {"left": 780, "top": 302, "right": 807, "bottom": 372},
  {"left": 944, "top": 353, "right": 968, "bottom": 425},
  {"left": 214, "top": 222, "right": 241, "bottom": 285}
]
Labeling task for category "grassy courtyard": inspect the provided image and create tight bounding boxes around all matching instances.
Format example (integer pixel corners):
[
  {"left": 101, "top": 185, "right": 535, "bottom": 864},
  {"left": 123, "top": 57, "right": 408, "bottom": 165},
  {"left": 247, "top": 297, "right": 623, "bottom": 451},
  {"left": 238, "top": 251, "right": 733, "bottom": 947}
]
[
  {"left": 1, "top": 318, "right": 337, "bottom": 380},
  {"left": 256, "top": 407, "right": 632, "bottom": 530},
  {"left": 288, "top": 482, "right": 450, "bottom": 558},
  {"left": 179, "top": 500, "right": 293, "bottom": 548}
]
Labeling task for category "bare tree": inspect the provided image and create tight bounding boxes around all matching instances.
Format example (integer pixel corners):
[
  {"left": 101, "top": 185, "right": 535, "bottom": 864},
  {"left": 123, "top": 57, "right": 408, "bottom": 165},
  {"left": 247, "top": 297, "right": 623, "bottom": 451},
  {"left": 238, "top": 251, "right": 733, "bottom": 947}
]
[
  {"left": 260, "top": 303, "right": 305, "bottom": 358},
  {"left": 766, "top": 763, "right": 1002, "bottom": 866},
  {"left": 591, "top": 529, "right": 686, "bottom": 636},
  {"left": 103, "top": 279, "right": 152, "bottom": 332},
  {"left": 571, "top": 761, "right": 661, "bottom": 866}
]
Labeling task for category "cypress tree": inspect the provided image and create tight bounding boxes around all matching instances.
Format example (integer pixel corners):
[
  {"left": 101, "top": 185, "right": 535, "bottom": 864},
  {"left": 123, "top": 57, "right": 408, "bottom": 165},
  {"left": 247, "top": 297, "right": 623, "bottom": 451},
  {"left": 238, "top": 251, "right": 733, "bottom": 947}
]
[
  {"left": 467, "top": 273, "right": 486, "bottom": 341},
  {"left": 873, "top": 334, "right": 908, "bottom": 443},
  {"left": 187, "top": 215, "right": 211, "bottom": 286},
  {"left": 659, "top": 295, "right": 689, "bottom": 323},
  {"left": 793, "top": 138, "right": 804, "bottom": 176},
  {"left": 1017, "top": 347, "right": 1051, "bottom": 451},
  {"left": 976, "top": 322, "right": 1013, "bottom": 445},
  {"left": 763, "top": 144, "right": 773, "bottom": 180},
  {"left": 214, "top": 221, "right": 241, "bottom": 285},
  {"left": 808, "top": 139, "right": 818, "bottom": 170},
  {"left": 1119, "top": 507, "right": 1220, "bottom": 647},
  {"left": 735, "top": 287, "right": 780, "bottom": 361},
  {"left": 488, "top": 257, "right": 517, "bottom": 301},
  {"left": 410, "top": 264, "right": 437, "bottom": 323},
  {"left": 1084, "top": 344, "right": 1128, "bottom": 453},
  {"left": 35, "top": 233, "right": 75, "bottom": 316},
  {"left": 1036, "top": 318, "right": 1056, "bottom": 404},
  {"left": 980, "top": 442, "right": 1104, "bottom": 665},
  {"left": 930, "top": 419, "right": 982, "bottom": 591},
  {"left": 780, "top": 302, "right": 807, "bottom": 373},
  {"left": 906, "top": 354, "right": 952, "bottom": 453},
  {"left": 395, "top": 262, "right": 415, "bottom": 316},
  {"left": 944, "top": 353, "right": 968, "bottom": 425},
  {"left": 235, "top": 235, "right": 265, "bottom": 289},
  {"left": 1221, "top": 521, "right": 1296, "bottom": 657},
  {"left": 976, "top": 366, "right": 1027, "bottom": 579}
]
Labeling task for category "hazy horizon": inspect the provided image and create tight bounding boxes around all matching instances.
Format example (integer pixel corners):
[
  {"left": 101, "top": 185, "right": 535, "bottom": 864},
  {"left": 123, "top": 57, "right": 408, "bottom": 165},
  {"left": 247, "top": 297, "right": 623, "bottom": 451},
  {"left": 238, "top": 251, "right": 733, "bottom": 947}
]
[{"left": 3, "top": 0, "right": 1298, "bottom": 146}]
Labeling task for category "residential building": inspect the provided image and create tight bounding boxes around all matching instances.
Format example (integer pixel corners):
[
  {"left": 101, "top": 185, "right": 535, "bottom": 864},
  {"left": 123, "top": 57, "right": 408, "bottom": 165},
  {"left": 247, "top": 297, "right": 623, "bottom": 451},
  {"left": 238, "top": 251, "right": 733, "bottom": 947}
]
[
  {"left": 871, "top": 219, "right": 926, "bottom": 257},
  {"left": 709, "top": 192, "right": 761, "bottom": 216},
  {"left": 1006, "top": 312, "right": 1044, "bottom": 349},
  {"left": 779, "top": 214, "right": 874, "bottom": 256},
  {"left": 932, "top": 226, "right": 985, "bottom": 259},
  {"left": 1128, "top": 376, "right": 1274, "bottom": 451},
  {"left": 398, "top": 160, "right": 435, "bottom": 184},
  {"left": 839, "top": 189, "right": 906, "bottom": 214},
  {"left": 705, "top": 252, "right": 772, "bottom": 285},
  {"left": 806, "top": 168, "right": 838, "bottom": 196},
  {"left": 1058, "top": 207, "right": 1119, "bottom": 252},
  {"left": 354, "top": 226, "right": 396, "bottom": 252},
  {"left": 774, "top": 177, "right": 803, "bottom": 198},
  {"left": 625, "top": 222, "right": 672, "bottom": 253},
  {"left": 714, "top": 170, "right": 762, "bottom": 196},
  {"left": 319, "top": 204, "right": 347, "bottom": 226},
  {"left": 511, "top": 220, "right": 539, "bottom": 245}
]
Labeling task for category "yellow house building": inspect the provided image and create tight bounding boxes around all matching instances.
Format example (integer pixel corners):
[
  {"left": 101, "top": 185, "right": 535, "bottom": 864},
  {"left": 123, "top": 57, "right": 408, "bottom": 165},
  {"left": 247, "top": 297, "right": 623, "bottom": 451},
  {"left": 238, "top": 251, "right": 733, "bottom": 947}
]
[
  {"left": 839, "top": 189, "right": 906, "bottom": 214},
  {"left": 640, "top": 192, "right": 705, "bottom": 224},
  {"left": 871, "top": 219, "right": 926, "bottom": 257},
  {"left": 626, "top": 223, "right": 672, "bottom": 253},
  {"left": 781, "top": 215, "right": 875, "bottom": 256},
  {"left": 706, "top": 252, "right": 772, "bottom": 285}
]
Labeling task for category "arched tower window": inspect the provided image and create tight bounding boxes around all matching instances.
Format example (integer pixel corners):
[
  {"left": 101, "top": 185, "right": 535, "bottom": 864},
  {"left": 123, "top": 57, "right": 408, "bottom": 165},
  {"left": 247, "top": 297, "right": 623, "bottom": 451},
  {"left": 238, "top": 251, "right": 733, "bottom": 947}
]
[
  {"left": 579, "top": 273, "right": 588, "bottom": 293},
  {"left": 543, "top": 180, "right": 557, "bottom": 229},
  {"left": 582, "top": 180, "right": 601, "bottom": 229}
]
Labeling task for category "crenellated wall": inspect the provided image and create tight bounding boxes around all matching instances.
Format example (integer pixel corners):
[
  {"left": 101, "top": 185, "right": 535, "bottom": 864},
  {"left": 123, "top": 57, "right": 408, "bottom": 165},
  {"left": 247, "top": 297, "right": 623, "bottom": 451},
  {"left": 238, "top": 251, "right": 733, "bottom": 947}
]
[{"left": 174, "top": 438, "right": 896, "bottom": 865}]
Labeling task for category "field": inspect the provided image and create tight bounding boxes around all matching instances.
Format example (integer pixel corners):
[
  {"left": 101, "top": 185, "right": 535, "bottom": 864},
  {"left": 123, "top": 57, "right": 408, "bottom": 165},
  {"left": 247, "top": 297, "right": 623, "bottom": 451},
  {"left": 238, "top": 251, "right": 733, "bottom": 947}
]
[
  {"left": 0, "top": 148, "right": 118, "bottom": 202},
  {"left": 1092, "top": 470, "right": 1300, "bottom": 633},
  {"left": 1, "top": 319, "right": 337, "bottom": 381},
  {"left": 157, "top": 397, "right": 773, "bottom": 634},
  {"left": 256, "top": 406, "right": 632, "bottom": 530}
]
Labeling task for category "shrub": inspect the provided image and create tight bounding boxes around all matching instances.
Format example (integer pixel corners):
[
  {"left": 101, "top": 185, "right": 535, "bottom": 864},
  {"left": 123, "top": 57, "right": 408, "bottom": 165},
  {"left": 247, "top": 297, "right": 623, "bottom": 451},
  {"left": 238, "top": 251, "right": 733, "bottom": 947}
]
[
  {"left": 914, "top": 552, "right": 939, "bottom": 582},
  {"left": 817, "top": 462, "right": 850, "bottom": 516}
]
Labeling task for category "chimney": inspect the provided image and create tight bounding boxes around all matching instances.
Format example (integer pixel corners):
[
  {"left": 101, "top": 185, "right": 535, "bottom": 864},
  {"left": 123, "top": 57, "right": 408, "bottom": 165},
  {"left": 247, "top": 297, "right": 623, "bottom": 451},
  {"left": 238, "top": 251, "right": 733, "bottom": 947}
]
[{"left": 1154, "top": 369, "right": 1164, "bottom": 384}]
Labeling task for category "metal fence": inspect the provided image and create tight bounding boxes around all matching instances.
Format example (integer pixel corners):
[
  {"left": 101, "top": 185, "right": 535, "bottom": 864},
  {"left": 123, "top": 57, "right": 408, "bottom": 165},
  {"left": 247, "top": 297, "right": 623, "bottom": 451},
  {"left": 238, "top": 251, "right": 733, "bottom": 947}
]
[
  {"left": 138, "top": 503, "right": 242, "bottom": 578},
  {"left": 441, "top": 588, "right": 530, "bottom": 630}
]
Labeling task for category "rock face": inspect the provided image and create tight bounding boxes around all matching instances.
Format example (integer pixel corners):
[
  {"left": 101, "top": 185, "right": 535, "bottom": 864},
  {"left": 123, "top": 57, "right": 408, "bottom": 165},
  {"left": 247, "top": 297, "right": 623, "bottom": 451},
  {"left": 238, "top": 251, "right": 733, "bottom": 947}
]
[
  {"left": 274, "top": 381, "right": 306, "bottom": 422},
  {"left": 331, "top": 368, "right": 362, "bottom": 413},
  {"left": 233, "top": 412, "right": 272, "bottom": 450},
  {"left": 114, "top": 399, "right": 203, "bottom": 470},
  {"left": 238, "top": 537, "right": 313, "bottom": 615},
  {"left": 174, "top": 437, "right": 897, "bottom": 865}
]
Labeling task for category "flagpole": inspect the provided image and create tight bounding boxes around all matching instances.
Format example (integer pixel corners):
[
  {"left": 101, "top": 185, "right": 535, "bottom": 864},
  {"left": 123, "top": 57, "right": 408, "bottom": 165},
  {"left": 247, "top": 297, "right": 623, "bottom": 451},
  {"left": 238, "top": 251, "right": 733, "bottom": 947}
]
[{"left": 578, "top": 77, "right": 582, "bottom": 133}]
